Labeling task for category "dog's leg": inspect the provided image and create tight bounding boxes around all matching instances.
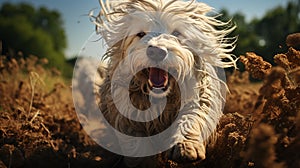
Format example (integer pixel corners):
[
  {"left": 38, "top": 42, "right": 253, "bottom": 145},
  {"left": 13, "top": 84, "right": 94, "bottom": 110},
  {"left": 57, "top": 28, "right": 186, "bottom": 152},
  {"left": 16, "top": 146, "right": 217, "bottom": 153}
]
[
  {"left": 167, "top": 107, "right": 209, "bottom": 162},
  {"left": 167, "top": 64, "right": 224, "bottom": 163},
  {"left": 167, "top": 84, "right": 221, "bottom": 163}
]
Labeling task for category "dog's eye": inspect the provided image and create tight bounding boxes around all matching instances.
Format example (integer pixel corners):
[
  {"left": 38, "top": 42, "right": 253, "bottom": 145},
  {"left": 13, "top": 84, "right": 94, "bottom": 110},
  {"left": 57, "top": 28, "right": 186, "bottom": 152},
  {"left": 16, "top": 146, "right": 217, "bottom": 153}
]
[
  {"left": 172, "top": 30, "right": 181, "bottom": 37},
  {"left": 136, "top": 32, "right": 146, "bottom": 38}
]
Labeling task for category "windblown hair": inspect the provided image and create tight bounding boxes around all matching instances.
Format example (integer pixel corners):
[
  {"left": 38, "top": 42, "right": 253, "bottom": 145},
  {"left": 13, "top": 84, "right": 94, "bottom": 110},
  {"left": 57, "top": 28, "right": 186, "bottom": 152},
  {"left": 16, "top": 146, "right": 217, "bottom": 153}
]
[
  {"left": 93, "top": 0, "right": 237, "bottom": 68},
  {"left": 92, "top": 0, "right": 237, "bottom": 166}
]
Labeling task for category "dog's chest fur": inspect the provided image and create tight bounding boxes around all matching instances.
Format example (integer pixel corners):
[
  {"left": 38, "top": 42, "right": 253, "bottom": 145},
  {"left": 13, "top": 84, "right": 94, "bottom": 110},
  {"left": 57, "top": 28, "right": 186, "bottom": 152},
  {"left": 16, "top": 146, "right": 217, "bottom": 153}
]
[{"left": 99, "top": 75, "right": 182, "bottom": 136}]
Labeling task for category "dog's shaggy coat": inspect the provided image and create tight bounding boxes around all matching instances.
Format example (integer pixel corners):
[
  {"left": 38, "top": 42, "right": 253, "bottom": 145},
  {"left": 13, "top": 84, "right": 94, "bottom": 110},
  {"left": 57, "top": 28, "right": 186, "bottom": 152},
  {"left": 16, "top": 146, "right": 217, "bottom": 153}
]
[{"left": 93, "top": 0, "right": 236, "bottom": 166}]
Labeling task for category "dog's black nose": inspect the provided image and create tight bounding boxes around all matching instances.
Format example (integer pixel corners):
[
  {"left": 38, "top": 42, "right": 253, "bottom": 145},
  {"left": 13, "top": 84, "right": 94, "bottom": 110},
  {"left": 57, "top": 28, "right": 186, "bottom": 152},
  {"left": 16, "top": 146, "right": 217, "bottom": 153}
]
[{"left": 146, "top": 46, "right": 167, "bottom": 61}]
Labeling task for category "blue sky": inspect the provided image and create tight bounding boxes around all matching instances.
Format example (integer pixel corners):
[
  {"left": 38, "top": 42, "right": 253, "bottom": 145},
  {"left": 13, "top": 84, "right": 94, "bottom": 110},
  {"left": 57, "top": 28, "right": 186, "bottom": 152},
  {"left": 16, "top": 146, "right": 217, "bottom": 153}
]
[{"left": 0, "top": 0, "right": 288, "bottom": 58}]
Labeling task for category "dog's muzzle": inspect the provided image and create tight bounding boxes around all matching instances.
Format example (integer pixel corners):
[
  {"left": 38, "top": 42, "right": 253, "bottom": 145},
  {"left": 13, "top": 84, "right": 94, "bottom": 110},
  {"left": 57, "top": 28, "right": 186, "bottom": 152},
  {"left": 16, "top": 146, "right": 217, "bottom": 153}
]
[{"left": 146, "top": 46, "right": 169, "bottom": 92}]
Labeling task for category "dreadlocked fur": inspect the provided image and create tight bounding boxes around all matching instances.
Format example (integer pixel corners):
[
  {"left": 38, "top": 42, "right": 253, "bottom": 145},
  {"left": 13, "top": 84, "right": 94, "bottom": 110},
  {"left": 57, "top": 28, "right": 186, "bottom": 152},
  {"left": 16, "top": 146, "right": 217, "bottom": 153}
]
[{"left": 93, "top": 0, "right": 236, "bottom": 166}]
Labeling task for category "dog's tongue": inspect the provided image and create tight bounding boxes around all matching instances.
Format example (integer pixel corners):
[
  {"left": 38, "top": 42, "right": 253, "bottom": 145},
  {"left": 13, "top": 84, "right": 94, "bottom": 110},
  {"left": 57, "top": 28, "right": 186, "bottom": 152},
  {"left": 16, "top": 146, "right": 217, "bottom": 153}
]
[{"left": 149, "top": 67, "right": 168, "bottom": 88}]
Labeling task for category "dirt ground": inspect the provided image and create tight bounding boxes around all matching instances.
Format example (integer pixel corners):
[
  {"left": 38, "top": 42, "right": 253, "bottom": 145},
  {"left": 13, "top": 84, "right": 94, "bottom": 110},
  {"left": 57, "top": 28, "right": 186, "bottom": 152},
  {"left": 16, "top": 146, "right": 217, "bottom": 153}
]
[{"left": 0, "top": 34, "right": 299, "bottom": 168}]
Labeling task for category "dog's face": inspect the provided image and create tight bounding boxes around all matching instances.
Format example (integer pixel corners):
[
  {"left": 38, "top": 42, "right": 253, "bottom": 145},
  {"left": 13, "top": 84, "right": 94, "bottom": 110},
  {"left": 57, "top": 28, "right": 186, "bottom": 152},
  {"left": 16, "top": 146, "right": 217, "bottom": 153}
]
[
  {"left": 95, "top": 0, "right": 236, "bottom": 98},
  {"left": 125, "top": 12, "right": 196, "bottom": 98}
]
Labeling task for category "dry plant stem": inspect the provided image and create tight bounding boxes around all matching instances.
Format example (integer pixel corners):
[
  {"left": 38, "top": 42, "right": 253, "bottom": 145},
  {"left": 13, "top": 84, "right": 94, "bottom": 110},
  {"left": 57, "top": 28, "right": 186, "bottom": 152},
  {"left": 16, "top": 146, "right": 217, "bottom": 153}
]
[
  {"left": 29, "top": 110, "right": 40, "bottom": 124},
  {"left": 28, "top": 72, "right": 37, "bottom": 116},
  {"left": 40, "top": 122, "right": 50, "bottom": 135},
  {"left": 27, "top": 72, "right": 44, "bottom": 118}
]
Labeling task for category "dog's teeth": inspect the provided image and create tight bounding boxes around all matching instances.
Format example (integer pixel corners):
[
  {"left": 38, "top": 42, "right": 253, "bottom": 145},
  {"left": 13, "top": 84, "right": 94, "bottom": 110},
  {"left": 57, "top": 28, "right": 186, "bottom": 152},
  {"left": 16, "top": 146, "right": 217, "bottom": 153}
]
[
  {"left": 163, "top": 79, "right": 168, "bottom": 87},
  {"left": 148, "top": 79, "right": 153, "bottom": 87}
]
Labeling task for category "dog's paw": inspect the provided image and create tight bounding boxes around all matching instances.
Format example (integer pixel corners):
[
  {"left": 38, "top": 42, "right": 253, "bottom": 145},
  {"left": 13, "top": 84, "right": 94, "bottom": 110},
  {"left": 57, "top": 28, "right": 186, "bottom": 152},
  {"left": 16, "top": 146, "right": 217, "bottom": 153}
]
[{"left": 168, "top": 140, "right": 206, "bottom": 163}]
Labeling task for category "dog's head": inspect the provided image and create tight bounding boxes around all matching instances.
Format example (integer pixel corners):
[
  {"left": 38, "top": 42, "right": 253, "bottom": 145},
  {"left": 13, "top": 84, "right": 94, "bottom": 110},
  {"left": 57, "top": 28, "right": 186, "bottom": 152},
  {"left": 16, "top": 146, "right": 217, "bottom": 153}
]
[{"left": 94, "top": 0, "right": 236, "bottom": 98}]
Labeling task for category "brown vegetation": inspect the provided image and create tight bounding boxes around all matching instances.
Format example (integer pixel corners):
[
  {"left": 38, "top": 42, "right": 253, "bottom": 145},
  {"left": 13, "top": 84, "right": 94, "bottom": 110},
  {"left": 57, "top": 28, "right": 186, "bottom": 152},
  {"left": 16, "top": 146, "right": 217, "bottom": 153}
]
[
  {"left": 0, "top": 34, "right": 300, "bottom": 168},
  {"left": 0, "top": 54, "right": 117, "bottom": 168}
]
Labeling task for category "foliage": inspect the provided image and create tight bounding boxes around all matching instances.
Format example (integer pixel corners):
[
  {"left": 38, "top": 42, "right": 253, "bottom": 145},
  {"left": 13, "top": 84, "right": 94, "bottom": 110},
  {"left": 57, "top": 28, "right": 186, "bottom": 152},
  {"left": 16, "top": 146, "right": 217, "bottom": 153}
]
[
  {"left": 0, "top": 2, "right": 72, "bottom": 77},
  {"left": 220, "top": 1, "right": 300, "bottom": 65}
]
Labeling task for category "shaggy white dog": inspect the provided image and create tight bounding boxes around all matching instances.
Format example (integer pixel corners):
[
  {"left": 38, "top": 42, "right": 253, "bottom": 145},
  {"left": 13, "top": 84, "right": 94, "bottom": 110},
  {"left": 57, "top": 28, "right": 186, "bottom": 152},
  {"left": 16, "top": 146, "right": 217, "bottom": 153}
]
[{"left": 92, "top": 0, "right": 236, "bottom": 166}]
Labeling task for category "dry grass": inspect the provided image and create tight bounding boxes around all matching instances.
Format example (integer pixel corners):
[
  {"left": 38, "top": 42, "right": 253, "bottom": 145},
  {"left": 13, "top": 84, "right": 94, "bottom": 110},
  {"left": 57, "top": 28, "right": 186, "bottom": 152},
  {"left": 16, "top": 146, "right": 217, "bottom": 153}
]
[
  {"left": 0, "top": 53, "right": 117, "bottom": 168},
  {"left": 0, "top": 35, "right": 299, "bottom": 168}
]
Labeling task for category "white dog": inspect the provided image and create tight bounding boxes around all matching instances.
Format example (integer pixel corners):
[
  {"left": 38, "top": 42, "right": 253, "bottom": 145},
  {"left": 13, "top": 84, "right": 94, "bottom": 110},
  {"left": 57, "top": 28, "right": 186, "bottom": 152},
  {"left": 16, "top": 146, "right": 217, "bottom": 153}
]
[{"left": 92, "top": 0, "right": 236, "bottom": 166}]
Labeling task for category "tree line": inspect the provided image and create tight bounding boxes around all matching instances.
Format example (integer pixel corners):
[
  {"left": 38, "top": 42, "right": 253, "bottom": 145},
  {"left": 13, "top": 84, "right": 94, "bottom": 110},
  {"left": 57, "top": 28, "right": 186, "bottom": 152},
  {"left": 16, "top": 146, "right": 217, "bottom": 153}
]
[
  {"left": 0, "top": 1, "right": 299, "bottom": 76},
  {"left": 220, "top": 0, "right": 300, "bottom": 65}
]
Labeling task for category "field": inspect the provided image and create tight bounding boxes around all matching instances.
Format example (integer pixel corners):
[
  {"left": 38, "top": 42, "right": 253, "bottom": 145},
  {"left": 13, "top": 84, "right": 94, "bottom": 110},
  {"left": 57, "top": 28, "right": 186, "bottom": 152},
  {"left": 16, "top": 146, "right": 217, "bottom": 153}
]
[{"left": 0, "top": 35, "right": 299, "bottom": 168}]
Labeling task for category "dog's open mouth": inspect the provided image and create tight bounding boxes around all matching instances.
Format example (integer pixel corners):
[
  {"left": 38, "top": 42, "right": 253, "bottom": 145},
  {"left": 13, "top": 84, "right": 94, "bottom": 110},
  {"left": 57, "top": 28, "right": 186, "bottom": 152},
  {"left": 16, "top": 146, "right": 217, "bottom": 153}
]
[{"left": 147, "top": 67, "right": 169, "bottom": 91}]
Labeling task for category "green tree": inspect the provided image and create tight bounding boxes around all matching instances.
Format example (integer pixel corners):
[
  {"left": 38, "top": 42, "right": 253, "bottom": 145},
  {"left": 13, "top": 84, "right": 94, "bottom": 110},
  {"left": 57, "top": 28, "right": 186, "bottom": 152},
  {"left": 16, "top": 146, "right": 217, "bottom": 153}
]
[
  {"left": 254, "top": 1, "right": 300, "bottom": 64},
  {"left": 0, "top": 2, "right": 69, "bottom": 73},
  {"left": 219, "top": 1, "right": 300, "bottom": 65},
  {"left": 218, "top": 9, "right": 260, "bottom": 58}
]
